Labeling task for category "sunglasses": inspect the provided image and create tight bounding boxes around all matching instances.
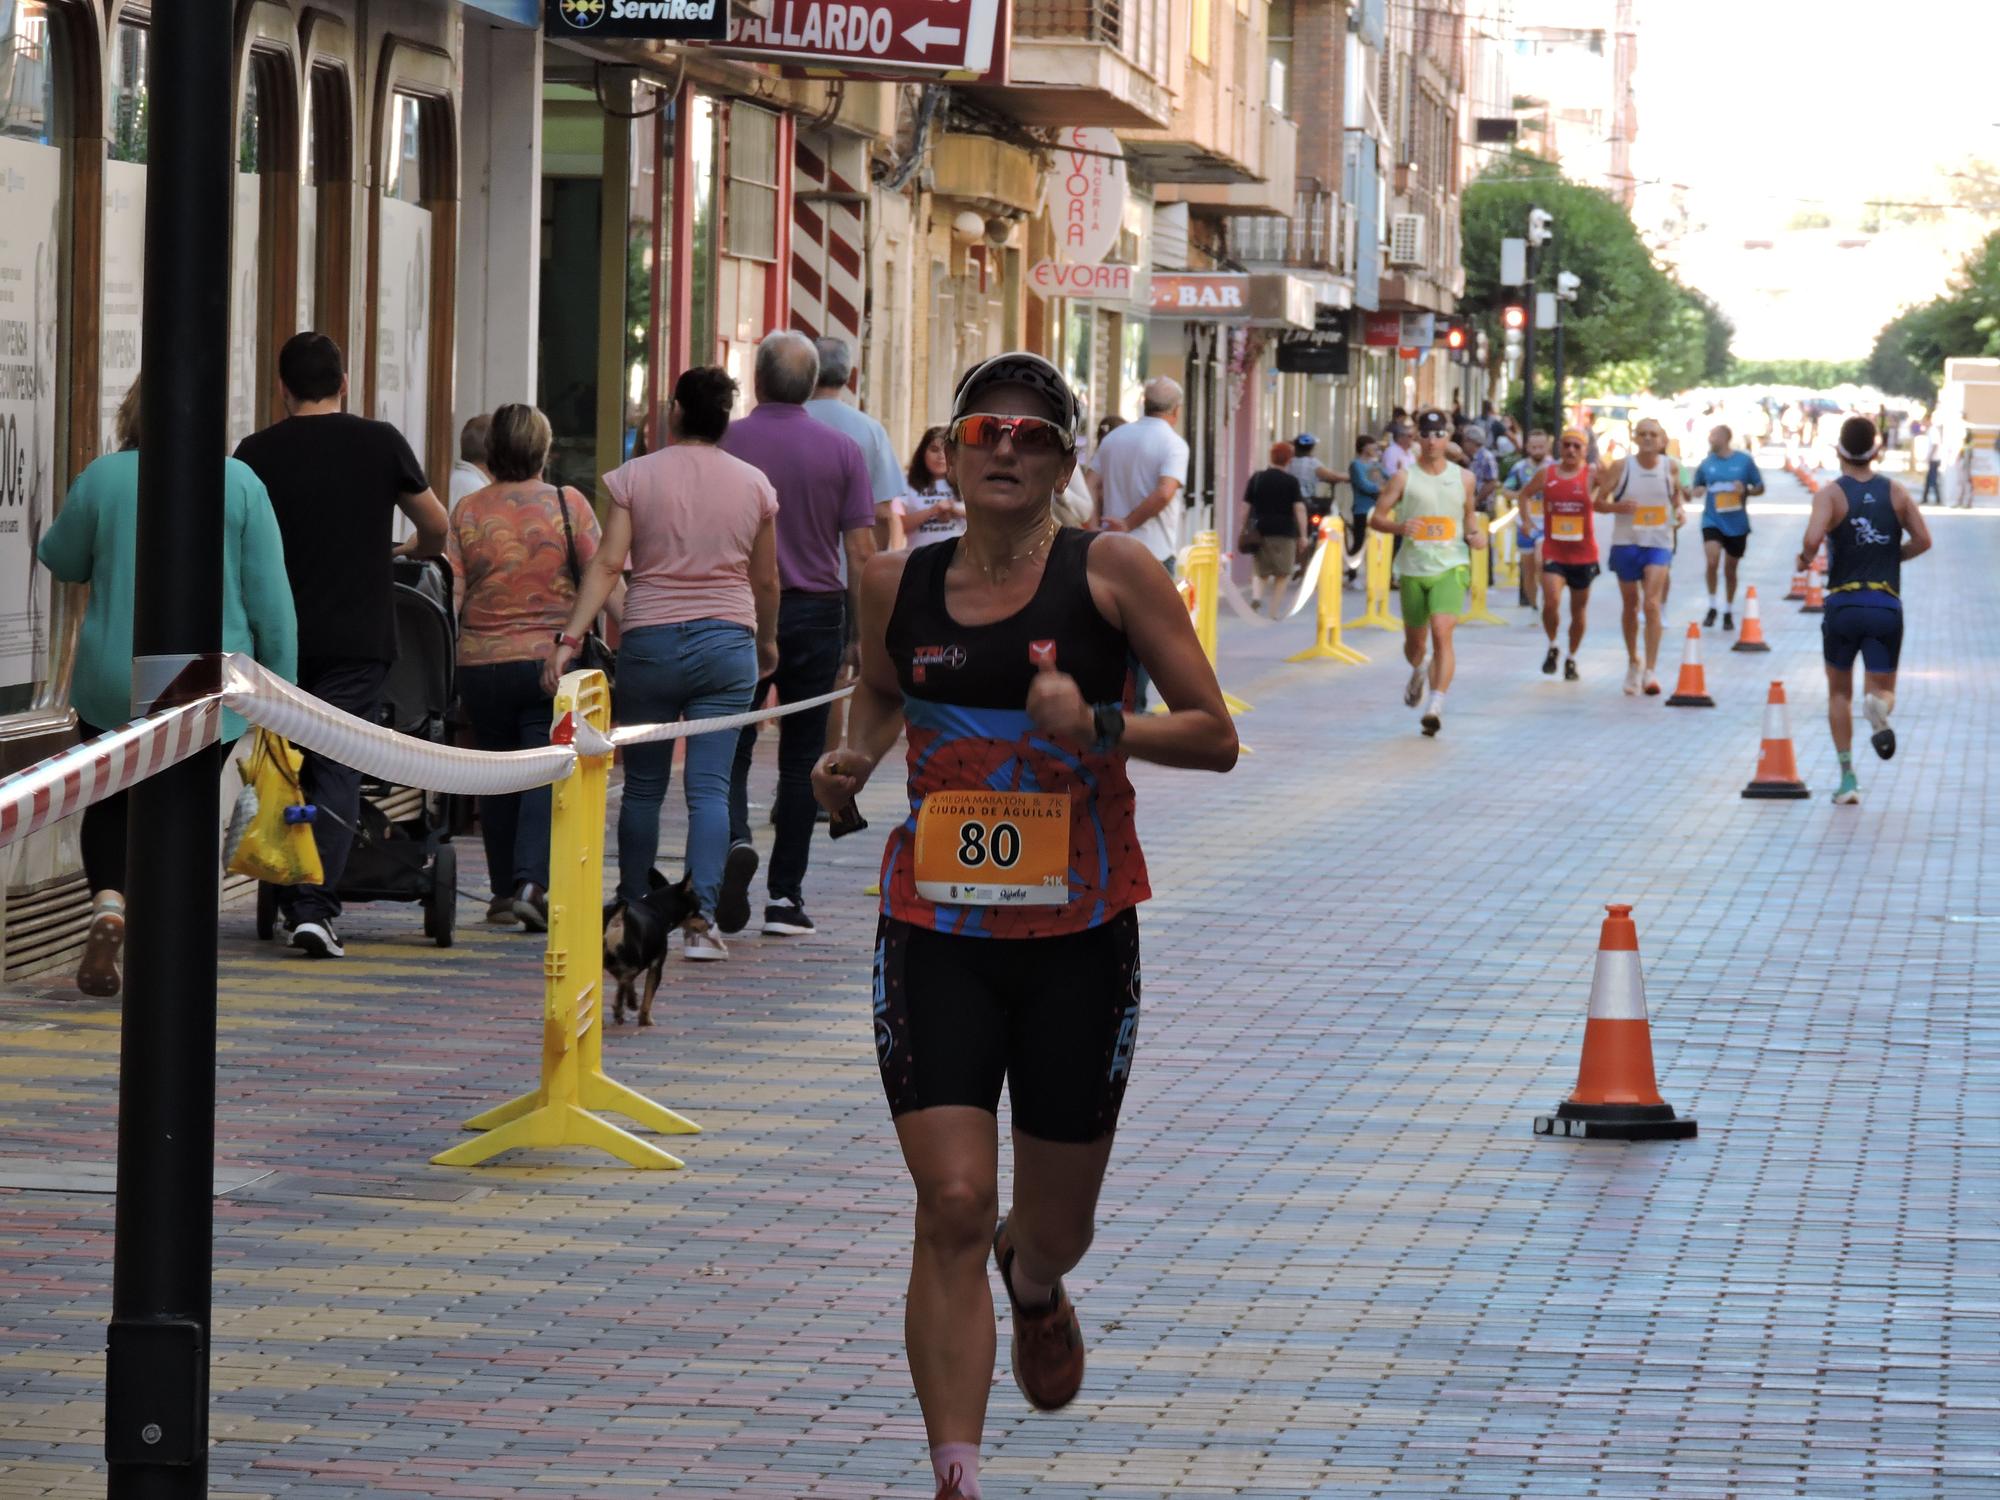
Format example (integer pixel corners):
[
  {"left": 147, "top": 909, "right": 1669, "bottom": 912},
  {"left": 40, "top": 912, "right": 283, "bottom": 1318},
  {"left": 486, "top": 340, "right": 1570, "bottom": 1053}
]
[
  {"left": 1560, "top": 440, "right": 1584, "bottom": 449},
  {"left": 949, "top": 413, "right": 1075, "bottom": 455}
]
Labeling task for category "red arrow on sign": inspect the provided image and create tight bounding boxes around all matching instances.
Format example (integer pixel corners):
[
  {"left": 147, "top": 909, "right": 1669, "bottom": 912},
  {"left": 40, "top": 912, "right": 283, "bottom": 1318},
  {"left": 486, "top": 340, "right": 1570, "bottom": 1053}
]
[{"left": 714, "top": 0, "right": 999, "bottom": 75}]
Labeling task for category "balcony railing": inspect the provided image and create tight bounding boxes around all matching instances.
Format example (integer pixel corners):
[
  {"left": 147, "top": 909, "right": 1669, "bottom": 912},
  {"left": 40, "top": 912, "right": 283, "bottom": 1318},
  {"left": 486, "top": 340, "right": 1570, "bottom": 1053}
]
[
  {"left": 1224, "top": 191, "right": 1344, "bottom": 271},
  {"left": 1015, "top": 0, "right": 1123, "bottom": 47}
]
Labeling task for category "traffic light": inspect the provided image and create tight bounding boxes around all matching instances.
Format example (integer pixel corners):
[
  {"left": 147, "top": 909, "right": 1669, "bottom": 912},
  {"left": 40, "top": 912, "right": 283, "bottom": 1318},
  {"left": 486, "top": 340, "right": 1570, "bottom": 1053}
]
[
  {"left": 1556, "top": 271, "right": 1581, "bottom": 302},
  {"left": 1502, "top": 303, "right": 1525, "bottom": 361},
  {"left": 1527, "top": 207, "right": 1554, "bottom": 246},
  {"left": 1445, "top": 322, "right": 1467, "bottom": 352}
]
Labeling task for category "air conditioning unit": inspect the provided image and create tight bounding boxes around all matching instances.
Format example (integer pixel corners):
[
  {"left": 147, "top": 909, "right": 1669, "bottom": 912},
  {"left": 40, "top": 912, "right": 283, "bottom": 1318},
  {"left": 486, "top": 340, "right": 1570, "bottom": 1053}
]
[{"left": 1388, "top": 213, "right": 1426, "bottom": 267}]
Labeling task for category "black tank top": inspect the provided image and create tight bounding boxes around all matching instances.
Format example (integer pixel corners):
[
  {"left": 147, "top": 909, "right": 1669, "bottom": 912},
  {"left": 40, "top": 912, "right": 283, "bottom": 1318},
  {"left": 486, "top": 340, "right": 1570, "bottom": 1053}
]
[
  {"left": 879, "top": 527, "right": 1149, "bottom": 938},
  {"left": 1829, "top": 475, "right": 1902, "bottom": 598},
  {"left": 886, "top": 527, "right": 1130, "bottom": 707}
]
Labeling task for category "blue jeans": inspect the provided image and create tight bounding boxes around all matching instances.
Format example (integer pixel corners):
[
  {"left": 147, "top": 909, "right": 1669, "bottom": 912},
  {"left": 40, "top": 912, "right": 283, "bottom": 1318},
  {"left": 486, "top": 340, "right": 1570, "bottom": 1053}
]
[
  {"left": 730, "top": 591, "right": 846, "bottom": 905},
  {"left": 614, "top": 620, "right": 758, "bottom": 911},
  {"left": 458, "top": 660, "right": 556, "bottom": 896}
]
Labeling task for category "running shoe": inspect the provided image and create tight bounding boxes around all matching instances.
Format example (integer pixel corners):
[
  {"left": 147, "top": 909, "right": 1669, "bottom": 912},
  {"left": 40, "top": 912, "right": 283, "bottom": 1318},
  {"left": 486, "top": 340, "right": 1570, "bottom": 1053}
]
[
  {"left": 1404, "top": 660, "right": 1428, "bottom": 708},
  {"left": 1723, "top": 612, "right": 1735, "bottom": 632},
  {"left": 1864, "top": 694, "right": 1896, "bottom": 760},
  {"left": 1541, "top": 646, "right": 1560, "bottom": 676},
  {"left": 1833, "top": 771, "right": 1861, "bottom": 806},
  {"left": 993, "top": 1219, "right": 1085, "bottom": 1411},
  {"left": 291, "top": 920, "right": 345, "bottom": 959},
  {"left": 1623, "top": 661, "right": 1643, "bottom": 696},
  {"left": 1420, "top": 709, "right": 1443, "bottom": 738},
  {"left": 76, "top": 908, "right": 125, "bottom": 998},
  {"left": 1703, "top": 606, "right": 1718, "bottom": 628},
  {"left": 1643, "top": 671, "right": 1662, "bottom": 697},
  {"left": 1563, "top": 658, "right": 1580, "bottom": 682},
  {"left": 717, "top": 841, "right": 758, "bottom": 934},
  {"left": 762, "top": 901, "right": 816, "bottom": 936}
]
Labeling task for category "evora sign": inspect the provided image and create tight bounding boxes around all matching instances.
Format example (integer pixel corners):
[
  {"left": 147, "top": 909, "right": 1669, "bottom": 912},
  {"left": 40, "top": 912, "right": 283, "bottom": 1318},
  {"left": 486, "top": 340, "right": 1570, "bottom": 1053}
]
[{"left": 546, "top": 0, "right": 727, "bottom": 40}]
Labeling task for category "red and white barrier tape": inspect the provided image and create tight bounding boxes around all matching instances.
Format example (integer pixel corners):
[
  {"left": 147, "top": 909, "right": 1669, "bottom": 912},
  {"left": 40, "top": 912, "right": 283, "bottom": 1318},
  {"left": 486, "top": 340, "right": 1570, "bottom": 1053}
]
[
  {"left": 0, "top": 655, "right": 861, "bottom": 851},
  {"left": 0, "top": 698, "right": 222, "bottom": 852}
]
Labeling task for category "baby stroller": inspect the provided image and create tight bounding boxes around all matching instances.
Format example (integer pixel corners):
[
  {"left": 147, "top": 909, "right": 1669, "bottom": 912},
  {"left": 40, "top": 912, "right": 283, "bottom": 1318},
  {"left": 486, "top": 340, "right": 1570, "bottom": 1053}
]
[{"left": 257, "top": 560, "right": 461, "bottom": 947}]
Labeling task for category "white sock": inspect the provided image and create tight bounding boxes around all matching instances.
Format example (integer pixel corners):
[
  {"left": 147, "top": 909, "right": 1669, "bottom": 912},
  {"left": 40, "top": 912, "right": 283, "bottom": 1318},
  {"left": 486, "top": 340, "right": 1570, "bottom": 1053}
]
[
  {"left": 1708, "top": 592, "right": 1719, "bottom": 611},
  {"left": 1427, "top": 690, "right": 1446, "bottom": 712}
]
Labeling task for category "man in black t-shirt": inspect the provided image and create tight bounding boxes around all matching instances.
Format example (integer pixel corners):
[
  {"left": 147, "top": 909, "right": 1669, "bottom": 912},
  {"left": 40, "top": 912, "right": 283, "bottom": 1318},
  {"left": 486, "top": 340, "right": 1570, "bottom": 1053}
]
[
  {"left": 234, "top": 332, "right": 449, "bottom": 959},
  {"left": 1239, "top": 442, "right": 1309, "bottom": 613}
]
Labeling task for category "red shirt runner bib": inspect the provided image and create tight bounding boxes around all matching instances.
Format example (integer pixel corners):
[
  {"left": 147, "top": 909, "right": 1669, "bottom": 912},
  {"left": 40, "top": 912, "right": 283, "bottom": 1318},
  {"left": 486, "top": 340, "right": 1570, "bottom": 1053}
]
[{"left": 1540, "top": 468, "right": 1599, "bottom": 565}]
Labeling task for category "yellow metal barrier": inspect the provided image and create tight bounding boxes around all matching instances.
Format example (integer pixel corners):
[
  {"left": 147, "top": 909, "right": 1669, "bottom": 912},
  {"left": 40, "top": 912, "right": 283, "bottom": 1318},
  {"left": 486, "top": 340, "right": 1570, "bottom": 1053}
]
[
  {"left": 1461, "top": 514, "right": 1507, "bottom": 626},
  {"left": 1491, "top": 506, "right": 1520, "bottom": 587},
  {"left": 434, "top": 669, "right": 700, "bottom": 1170},
  {"left": 1343, "top": 527, "right": 1402, "bottom": 632},
  {"left": 1156, "top": 530, "right": 1251, "bottom": 715},
  {"left": 1288, "top": 516, "right": 1368, "bottom": 665}
]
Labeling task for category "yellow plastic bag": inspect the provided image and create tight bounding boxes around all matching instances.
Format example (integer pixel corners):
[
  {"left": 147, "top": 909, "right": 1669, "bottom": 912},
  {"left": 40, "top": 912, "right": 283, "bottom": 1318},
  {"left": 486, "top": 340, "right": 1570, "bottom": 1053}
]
[{"left": 224, "top": 730, "right": 324, "bottom": 887}]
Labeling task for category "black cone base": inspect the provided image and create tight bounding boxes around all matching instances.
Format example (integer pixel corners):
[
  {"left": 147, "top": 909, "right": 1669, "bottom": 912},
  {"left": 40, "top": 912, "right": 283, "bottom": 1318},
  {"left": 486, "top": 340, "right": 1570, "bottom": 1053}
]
[
  {"left": 1665, "top": 692, "right": 1715, "bottom": 707},
  {"left": 1535, "top": 1100, "right": 1697, "bottom": 1141},
  {"left": 1732, "top": 641, "right": 1771, "bottom": 653},
  {"left": 1742, "top": 781, "right": 1810, "bottom": 800},
  {"left": 1801, "top": 603, "right": 1824, "bottom": 615}
]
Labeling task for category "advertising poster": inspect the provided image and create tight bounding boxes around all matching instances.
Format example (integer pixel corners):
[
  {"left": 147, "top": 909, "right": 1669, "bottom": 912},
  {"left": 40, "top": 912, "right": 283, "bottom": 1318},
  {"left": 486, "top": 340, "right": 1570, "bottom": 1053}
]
[
  {"left": 227, "top": 172, "right": 261, "bottom": 452},
  {"left": 100, "top": 159, "right": 147, "bottom": 458},
  {"left": 374, "top": 197, "right": 431, "bottom": 466},
  {"left": 0, "top": 138, "right": 62, "bottom": 691}
]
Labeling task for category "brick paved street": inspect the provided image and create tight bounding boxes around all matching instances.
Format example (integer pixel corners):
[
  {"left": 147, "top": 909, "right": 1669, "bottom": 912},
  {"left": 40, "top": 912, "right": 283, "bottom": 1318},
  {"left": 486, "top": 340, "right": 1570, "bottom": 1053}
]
[{"left": 2, "top": 473, "right": 1996, "bottom": 1498}]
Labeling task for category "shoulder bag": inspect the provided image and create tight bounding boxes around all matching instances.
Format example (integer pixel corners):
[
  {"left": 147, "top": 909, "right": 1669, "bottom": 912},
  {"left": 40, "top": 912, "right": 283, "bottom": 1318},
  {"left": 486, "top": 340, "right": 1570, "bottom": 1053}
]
[{"left": 554, "top": 487, "right": 617, "bottom": 687}]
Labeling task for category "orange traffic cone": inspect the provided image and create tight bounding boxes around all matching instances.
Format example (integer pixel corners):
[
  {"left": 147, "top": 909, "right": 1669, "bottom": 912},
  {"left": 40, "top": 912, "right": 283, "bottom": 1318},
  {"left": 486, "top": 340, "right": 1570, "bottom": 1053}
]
[
  {"left": 1664, "top": 623, "right": 1715, "bottom": 707},
  {"left": 1741, "top": 681, "right": 1810, "bottom": 799},
  {"left": 1799, "top": 567, "right": 1826, "bottom": 614},
  {"left": 1786, "top": 569, "right": 1809, "bottom": 601},
  {"left": 1732, "top": 587, "right": 1771, "bottom": 652},
  {"left": 1534, "top": 904, "right": 1697, "bottom": 1141}
]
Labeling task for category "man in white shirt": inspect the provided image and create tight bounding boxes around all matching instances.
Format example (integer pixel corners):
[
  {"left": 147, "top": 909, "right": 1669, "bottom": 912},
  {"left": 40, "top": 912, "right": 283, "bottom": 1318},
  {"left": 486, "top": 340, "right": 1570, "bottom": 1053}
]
[
  {"left": 805, "top": 337, "right": 906, "bottom": 545},
  {"left": 1087, "top": 376, "right": 1191, "bottom": 709},
  {"left": 1088, "top": 376, "right": 1191, "bottom": 563},
  {"left": 449, "top": 414, "right": 492, "bottom": 507},
  {"left": 1378, "top": 420, "right": 1415, "bottom": 481}
]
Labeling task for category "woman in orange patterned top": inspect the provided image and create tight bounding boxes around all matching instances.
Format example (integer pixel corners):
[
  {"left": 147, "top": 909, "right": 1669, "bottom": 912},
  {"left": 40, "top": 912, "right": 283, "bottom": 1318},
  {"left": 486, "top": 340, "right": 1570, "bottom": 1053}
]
[{"left": 446, "top": 403, "right": 615, "bottom": 929}]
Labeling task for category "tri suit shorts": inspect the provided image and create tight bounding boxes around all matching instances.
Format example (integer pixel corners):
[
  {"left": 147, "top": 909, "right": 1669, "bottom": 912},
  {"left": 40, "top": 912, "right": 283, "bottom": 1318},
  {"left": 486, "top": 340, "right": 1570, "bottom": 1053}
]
[
  {"left": 873, "top": 909, "right": 1141, "bottom": 1143},
  {"left": 1821, "top": 593, "right": 1904, "bottom": 673},
  {"left": 1701, "top": 526, "right": 1748, "bottom": 559}
]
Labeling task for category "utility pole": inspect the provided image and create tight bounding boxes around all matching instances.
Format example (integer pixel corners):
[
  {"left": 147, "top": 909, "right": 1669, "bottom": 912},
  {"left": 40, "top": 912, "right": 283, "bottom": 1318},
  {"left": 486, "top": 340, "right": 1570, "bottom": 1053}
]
[
  {"left": 1523, "top": 207, "right": 1554, "bottom": 429},
  {"left": 106, "top": 6, "right": 231, "bottom": 1497},
  {"left": 1552, "top": 270, "right": 1580, "bottom": 435}
]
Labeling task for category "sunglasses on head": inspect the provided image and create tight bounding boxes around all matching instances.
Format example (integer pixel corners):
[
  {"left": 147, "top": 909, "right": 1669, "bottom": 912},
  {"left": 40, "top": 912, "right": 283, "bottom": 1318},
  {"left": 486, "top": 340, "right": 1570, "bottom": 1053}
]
[{"left": 949, "top": 413, "right": 1075, "bottom": 455}]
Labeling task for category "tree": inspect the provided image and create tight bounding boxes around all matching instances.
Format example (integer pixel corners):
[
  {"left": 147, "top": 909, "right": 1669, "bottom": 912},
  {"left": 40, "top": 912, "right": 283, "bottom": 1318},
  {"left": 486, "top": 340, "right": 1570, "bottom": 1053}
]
[
  {"left": 1725, "top": 357, "right": 1865, "bottom": 389},
  {"left": 1863, "top": 225, "right": 2000, "bottom": 405},
  {"left": 1462, "top": 156, "right": 1724, "bottom": 400}
]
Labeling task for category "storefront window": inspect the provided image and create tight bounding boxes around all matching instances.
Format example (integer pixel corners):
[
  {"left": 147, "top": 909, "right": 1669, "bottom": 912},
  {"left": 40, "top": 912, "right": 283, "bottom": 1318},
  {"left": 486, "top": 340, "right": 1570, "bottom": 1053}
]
[
  {"left": 110, "top": 21, "right": 147, "bottom": 164},
  {"left": 302, "top": 63, "right": 350, "bottom": 340},
  {"left": 231, "top": 58, "right": 288, "bottom": 450},
  {"left": 724, "top": 103, "right": 778, "bottom": 263},
  {"left": 686, "top": 94, "right": 718, "bottom": 369},
  {"left": 376, "top": 92, "right": 435, "bottom": 484},
  {"left": 1, "top": 2, "right": 67, "bottom": 718}
]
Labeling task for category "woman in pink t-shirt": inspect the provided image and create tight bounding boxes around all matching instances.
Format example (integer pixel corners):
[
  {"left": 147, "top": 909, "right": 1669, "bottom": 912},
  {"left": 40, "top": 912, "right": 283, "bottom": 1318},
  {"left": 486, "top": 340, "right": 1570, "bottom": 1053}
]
[{"left": 547, "top": 368, "right": 779, "bottom": 961}]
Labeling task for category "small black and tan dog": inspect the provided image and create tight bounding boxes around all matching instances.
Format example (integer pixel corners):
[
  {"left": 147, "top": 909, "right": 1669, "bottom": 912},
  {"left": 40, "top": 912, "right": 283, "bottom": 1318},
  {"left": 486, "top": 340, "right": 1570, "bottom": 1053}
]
[{"left": 603, "top": 869, "right": 697, "bottom": 1027}]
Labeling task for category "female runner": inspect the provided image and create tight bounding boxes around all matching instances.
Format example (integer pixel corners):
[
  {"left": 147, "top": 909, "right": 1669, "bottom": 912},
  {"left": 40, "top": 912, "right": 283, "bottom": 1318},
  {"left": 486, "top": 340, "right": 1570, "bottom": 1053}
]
[{"left": 813, "top": 353, "right": 1237, "bottom": 1498}]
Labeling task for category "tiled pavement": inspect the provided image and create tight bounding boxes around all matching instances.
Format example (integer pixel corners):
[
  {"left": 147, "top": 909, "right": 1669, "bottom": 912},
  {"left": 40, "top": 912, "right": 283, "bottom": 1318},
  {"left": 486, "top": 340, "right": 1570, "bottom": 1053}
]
[{"left": 1, "top": 468, "right": 1995, "bottom": 1498}]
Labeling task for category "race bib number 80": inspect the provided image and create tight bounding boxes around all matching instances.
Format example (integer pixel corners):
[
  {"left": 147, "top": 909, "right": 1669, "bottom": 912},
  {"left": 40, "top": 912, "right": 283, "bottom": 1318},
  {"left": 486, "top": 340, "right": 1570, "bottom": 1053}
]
[{"left": 914, "top": 790, "right": 1070, "bottom": 907}]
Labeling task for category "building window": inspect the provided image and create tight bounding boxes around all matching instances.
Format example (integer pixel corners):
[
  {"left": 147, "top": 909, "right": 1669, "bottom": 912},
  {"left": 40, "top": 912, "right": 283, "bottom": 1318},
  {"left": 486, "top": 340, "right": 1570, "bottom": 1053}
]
[
  {"left": 110, "top": 19, "right": 146, "bottom": 163},
  {"left": 1267, "top": 0, "right": 1292, "bottom": 115},
  {"left": 725, "top": 103, "right": 779, "bottom": 263}
]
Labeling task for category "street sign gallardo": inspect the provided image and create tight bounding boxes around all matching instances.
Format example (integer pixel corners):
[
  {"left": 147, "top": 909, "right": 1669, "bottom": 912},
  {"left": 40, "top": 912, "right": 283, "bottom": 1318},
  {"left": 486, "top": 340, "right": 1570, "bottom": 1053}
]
[{"left": 717, "top": 0, "right": 1001, "bottom": 75}]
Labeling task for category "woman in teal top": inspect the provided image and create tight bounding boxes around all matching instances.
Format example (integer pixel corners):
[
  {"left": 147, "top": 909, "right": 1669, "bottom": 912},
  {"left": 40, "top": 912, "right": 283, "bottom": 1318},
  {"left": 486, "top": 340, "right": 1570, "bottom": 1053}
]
[{"left": 36, "top": 378, "right": 298, "bottom": 998}]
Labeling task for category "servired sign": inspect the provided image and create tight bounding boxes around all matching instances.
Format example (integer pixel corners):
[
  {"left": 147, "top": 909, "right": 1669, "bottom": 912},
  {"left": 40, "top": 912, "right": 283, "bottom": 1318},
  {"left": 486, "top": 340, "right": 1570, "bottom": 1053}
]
[
  {"left": 717, "top": 0, "right": 1000, "bottom": 74},
  {"left": 1150, "top": 274, "right": 1250, "bottom": 316},
  {"left": 1027, "top": 261, "right": 1134, "bottom": 301},
  {"left": 545, "top": 0, "right": 727, "bottom": 40}
]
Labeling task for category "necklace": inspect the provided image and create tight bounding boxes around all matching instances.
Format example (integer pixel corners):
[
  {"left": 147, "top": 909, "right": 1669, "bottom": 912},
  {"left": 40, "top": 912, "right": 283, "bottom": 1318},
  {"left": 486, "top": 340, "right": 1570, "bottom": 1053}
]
[{"left": 963, "top": 516, "right": 1059, "bottom": 585}]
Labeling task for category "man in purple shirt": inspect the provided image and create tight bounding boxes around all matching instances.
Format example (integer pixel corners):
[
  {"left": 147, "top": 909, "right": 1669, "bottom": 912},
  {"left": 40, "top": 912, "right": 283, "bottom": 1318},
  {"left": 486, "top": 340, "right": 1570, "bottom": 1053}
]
[{"left": 716, "top": 330, "right": 877, "bottom": 937}]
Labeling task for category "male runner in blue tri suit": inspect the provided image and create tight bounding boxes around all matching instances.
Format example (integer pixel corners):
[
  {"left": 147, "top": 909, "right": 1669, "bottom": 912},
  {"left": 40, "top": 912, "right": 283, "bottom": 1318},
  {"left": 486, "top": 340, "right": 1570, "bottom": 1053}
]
[{"left": 1798, "top": 416, "right": 1932, "bottom": 806}]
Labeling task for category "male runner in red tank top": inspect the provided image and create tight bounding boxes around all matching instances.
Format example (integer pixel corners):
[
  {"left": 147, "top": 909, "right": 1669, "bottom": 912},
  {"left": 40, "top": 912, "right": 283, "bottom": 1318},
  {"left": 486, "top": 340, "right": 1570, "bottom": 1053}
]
[{"left": 1517, "top": 427, "right": 1600, "bottom": 681}]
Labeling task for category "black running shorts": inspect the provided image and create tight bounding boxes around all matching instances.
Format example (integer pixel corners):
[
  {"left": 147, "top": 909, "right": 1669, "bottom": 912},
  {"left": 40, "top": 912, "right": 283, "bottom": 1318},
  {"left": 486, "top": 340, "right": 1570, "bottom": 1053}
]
[
  {"left": 873, "top": 910, "right": 1141, "bottom": 1144},
  {"left": 1544, "top": 560, "right": 1600, "bottom": 591},
  {"left": 1701, "top": 526, "right": 1748, "bottom": 559}
]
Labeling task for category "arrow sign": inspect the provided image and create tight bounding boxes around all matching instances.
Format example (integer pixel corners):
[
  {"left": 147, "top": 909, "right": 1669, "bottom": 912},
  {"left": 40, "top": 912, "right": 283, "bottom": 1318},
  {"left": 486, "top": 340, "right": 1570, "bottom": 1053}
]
[
  {"left": 902, "top": 19, "right": 960, "bottom": 52},
  {"left": 714, "top": 0, "right": 998, "bottom": 75}
]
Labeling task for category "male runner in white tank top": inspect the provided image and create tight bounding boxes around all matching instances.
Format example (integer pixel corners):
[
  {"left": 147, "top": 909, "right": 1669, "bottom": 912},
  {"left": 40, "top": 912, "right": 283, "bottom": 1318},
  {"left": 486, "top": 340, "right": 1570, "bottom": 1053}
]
[{"left": 1596, "top": 417, "right": 1685, "bottom": 695}]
